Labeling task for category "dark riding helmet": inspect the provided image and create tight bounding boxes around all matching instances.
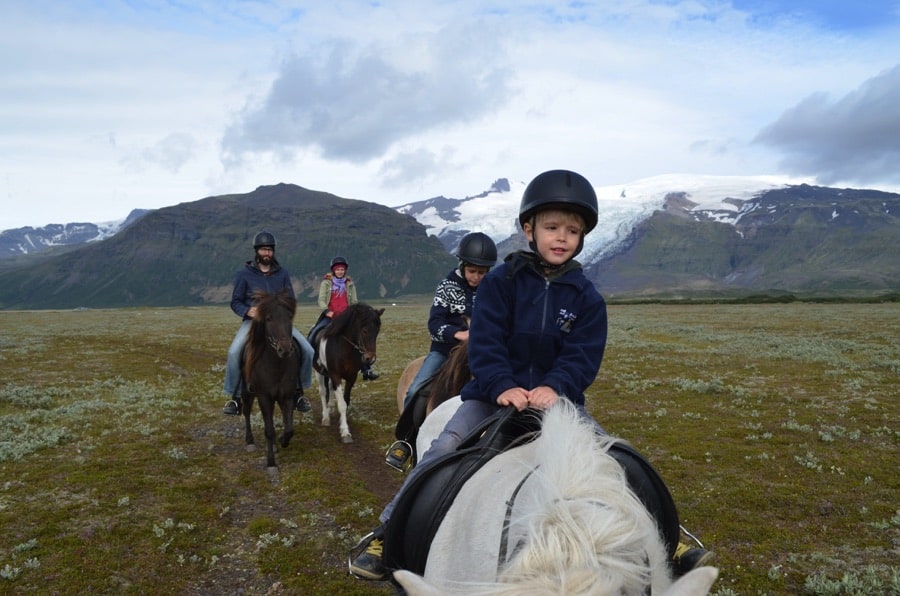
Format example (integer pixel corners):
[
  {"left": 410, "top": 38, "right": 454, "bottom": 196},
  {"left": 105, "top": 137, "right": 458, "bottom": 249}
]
[
  {"left": 455, "top": 232, "right": 498, "bottom": 268},
  {"left": 331, "top": 256, "right": 349, "bottom": 270},
  {"left": 253, "top": 231, "right": 277, "bottom": 249},
  {"left": 518, "top": 170, "right": 599, "bottom": 234}
]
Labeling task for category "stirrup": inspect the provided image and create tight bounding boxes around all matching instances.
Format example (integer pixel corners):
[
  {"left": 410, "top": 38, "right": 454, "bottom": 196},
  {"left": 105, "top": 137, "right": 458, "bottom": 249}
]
[
  {"left": 294, "top": 394, "right": 312, "bottom": 413},
  {"left": 222, "top": 399, "right": 240, "bottom": 416},
  {"left": 348, "top": 529, "right": 385, "bottom": 580},
  {"left": 384, "top": 440, "right": 413, "bottom": 472}
]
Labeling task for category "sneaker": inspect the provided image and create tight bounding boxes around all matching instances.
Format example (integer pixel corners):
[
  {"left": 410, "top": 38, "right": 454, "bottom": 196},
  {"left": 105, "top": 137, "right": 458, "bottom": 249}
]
[
  {"left": 222, "top": 399, "right": 240, "bottom": 416},
  {"left": 385, "top": 441, "right": 412, "bottom": 472},
  {"left": 673, "top": 542, "right": 715, "bottom": 576},
  {"left": 295, "top": 393, "right": 312, "bottom": 412},
  {"left": 349, "top": 529, "right": 386, "bottom": 580},
  {"left": 362, "top": 369, "right": 380, "bottom": 381}
]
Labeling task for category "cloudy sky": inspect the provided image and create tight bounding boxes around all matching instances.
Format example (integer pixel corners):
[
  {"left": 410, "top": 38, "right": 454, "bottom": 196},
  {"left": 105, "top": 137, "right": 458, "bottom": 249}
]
[{"left": 3, "top": 1, "right": 900, "bottom": 229}]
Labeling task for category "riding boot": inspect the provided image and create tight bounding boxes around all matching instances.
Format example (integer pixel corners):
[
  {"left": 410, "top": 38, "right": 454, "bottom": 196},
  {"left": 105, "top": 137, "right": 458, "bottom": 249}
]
[
  {"left": 361, "top": 363, "right": 380, "bottom": 381},
  {"left": 349, "top": 526, "right": 386, "bottom": 580},
  {"left": 673, "top": 541, "right": 715, "bottom": 576}
]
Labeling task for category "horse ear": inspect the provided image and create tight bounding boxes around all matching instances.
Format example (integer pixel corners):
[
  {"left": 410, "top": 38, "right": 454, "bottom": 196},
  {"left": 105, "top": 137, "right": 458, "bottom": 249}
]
[
  {"left": 660, "top": 567, "right": 719, "bottom": 596},
  {"left": 391, "top": 570, "right": 441, "bottom": 596},
  {"left": 377, "top": 308, "right": 385, "bottom": 316}
]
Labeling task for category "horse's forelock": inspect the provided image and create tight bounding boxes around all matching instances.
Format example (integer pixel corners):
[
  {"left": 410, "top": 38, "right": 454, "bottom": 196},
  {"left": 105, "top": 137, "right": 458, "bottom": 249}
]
[
  {"left": 496, "top": 401, "right": 671, "bottom": 595},
  {"left": 254, "top": 289, "right": 296, "bottom": 318},
  {"left": 275, "top": 291, "right": 297, "bottom": 316}
]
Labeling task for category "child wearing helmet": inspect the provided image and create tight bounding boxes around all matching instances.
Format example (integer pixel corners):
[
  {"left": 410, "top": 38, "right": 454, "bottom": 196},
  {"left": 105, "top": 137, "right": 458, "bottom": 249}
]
[
  {"left": 349, "top": 170, "right": 713, "bottom": 581},
  {"left": 308, "top": 256, "right": 379, "bottom": 381},
  {"left": 384, "top": 231, "right": 498, "bottom": 471},
  {"left": 350, "top": 170, "right": 609, "bottom": 579}
]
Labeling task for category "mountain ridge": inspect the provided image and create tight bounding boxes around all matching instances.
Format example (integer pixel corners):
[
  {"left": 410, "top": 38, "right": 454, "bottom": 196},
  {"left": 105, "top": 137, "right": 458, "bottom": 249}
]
[{"left": 0, "top": 176, "right": 897, "bottom": 308}]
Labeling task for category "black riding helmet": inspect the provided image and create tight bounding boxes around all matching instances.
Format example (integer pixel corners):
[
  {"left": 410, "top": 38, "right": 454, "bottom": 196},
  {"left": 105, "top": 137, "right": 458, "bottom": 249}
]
[
  {"left": 519, "top": 170, "right": 598, "bottom": 234},
  {"left": 455, "top": 232, "right": 498, "bottom": 268},
  {"left": 253, "top": 231, "right": 277, "bottom": 249},
  {"left": 519, "top": 170, "right": 598, "bottom": 260},
  {"left": 331, "top": 256, "right": 349, "bottom": 270}
]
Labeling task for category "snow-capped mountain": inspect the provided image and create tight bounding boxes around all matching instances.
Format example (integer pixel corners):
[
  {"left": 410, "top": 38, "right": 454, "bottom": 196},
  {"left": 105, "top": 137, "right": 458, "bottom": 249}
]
[
  {"left": 0, "top": 177, "right": 896, "bottom": 306},
  {"left": 0, "top": 209, "right": 149, "bottom": 258},
  {"left": 395, "top": 174, "right": 802, "bottom": 261}
]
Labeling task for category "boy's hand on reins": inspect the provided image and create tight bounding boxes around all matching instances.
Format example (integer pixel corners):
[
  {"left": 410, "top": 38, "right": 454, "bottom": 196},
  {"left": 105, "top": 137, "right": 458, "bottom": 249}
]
[
  {"left": 497, "top": 387, "right": 530, "bottom": 411},
  {"left": 527, "top": 386, "right": 559, "bottom": 410}
]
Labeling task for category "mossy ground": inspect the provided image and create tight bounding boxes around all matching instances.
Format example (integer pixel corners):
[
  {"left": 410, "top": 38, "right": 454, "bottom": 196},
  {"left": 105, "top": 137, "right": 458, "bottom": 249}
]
[{"left": 0, "top": 303, "right": 897, "bottom": 594}]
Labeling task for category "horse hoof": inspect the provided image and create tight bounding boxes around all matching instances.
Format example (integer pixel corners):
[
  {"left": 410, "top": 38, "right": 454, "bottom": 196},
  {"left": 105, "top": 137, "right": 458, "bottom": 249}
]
[
  {"left": 266, "top": 467, "right": 280, "bottom": 484},
  {"left": 341, "top": 435, "right": 354, "bottom": 444},
  {"left": 321, "top": 419, "right": 330, "bottom": 427},
  {"left": 245, "top": 444, "right": 257, "bottom": 452}
]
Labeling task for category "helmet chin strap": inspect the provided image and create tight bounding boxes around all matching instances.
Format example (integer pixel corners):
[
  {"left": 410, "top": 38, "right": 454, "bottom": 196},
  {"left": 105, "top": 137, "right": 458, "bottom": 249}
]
[{"left": 528, "top": 234, "right": 584, "bottom": 272}]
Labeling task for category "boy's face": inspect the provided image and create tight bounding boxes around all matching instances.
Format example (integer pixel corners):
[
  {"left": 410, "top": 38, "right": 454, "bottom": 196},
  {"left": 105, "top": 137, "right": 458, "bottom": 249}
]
[
  {"left": 524, "top": 210, "right": 584, "bottom": 267},
  {"left": 462, "top": 264, "right": 490, "bottom": 288}
]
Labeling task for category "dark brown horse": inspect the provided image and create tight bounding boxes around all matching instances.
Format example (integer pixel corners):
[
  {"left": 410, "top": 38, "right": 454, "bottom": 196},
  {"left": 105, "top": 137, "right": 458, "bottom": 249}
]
[
  {"left": 393, "top": 338, "right": 471, "bottom": 465},
  {"left": 312, "top": 303, "right": 384, "bottom": 444},
  {"left": 395, "top": 338, "right": 471, "bottom": 416},
  {"left": 241, "top": 289, "right": 301, "bottom": 468}
]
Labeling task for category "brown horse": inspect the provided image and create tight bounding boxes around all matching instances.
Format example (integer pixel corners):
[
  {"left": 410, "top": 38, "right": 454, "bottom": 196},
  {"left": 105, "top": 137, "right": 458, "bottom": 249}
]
[
  {"left": 312, "top": 303, "right": 384, "bottom": 443},
  {"left": 393, "top": 339, "right": 471, "bottom": 465},
  {"left": 395, "top": 338, "right": 471, "bottom": 416},
  {"left": 241, "top": 289, "right": 301, "bottom": 469}
]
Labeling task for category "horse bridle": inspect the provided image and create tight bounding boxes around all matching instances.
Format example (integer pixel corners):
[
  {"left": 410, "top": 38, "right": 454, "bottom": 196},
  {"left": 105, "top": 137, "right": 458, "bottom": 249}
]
[
  {"left": 267, "top": 334, "right": 294, "bottom": 355},
  {"left": 342, "top": 332, "right": 368, "bottom": 356},
  {"left": 497, "top": 466, "right": 538, "bottom": 571}
]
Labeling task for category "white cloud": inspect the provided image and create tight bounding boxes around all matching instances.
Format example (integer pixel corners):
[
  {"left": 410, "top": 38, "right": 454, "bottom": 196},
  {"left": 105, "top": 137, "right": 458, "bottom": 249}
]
[{"left": 2, "top": 1, "right": 899, "bottom": 229}]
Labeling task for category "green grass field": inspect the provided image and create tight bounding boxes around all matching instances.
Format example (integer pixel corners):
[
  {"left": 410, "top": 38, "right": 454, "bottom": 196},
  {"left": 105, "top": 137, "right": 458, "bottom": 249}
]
[{"left": 0, "top": 302, "right": 897, "bottom": 594}]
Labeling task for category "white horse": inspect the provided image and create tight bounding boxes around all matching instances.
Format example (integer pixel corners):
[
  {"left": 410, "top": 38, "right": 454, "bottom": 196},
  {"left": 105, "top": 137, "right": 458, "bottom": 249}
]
[{"left": 393, "top": 398, "right": 719, "bottom": 595}]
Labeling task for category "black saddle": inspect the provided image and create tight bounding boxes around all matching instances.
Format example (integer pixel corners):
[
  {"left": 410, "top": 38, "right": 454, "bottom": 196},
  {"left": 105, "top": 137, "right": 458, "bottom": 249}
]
[
  {"left": 307, "top": 310, "right": 329, "bottom": 348},
  {"left": 607, "top": 441, "right": 680, "bottom": 559},
  {"left": 382, "top": 408, "right": 681, "bottom": 575},
  {"left": 383, "top": 407, "right": 541, "bottom": 575}
]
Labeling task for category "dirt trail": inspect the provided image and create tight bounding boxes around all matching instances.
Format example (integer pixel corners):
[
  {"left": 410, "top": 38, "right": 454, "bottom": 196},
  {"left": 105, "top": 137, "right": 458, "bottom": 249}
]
[{"left": 184, "top": 413, "right": 401, "bottom": 595}]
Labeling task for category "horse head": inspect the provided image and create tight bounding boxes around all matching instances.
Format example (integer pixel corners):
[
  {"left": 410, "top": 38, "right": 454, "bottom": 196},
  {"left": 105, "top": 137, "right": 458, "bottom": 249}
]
[
  {"left": 326, "top": 304, "right": 384, "bottom": 366},
  {"left": 393, "top": 400, "right": 720, "bottom": 595},
  {"left": 250, "top": 289, "right": 297, "bottom": 359},
  {"left": 393, "top": 567, "right": 719, "bottom": 596}
]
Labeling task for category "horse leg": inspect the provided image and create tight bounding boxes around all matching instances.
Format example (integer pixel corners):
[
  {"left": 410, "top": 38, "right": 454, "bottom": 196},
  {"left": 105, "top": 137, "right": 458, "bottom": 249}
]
[
  {"left": 335, "top": 378, "right": 354, "bottom": 444},
  {"left": 279, "top": 393, "right": 294, "bottom": 448},
  {"left": 316, "top": 370, "right": 331, "bottom": 427},
  {"left": 243, "top": 391, "right": 256, "bottom": 448},
  {"left": 258, "top": 395, "right": 278, "bottom": 468}
]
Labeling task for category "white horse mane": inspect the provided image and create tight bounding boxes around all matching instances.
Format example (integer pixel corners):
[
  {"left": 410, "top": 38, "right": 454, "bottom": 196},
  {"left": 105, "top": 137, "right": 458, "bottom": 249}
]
[{"left": 396, "top": 399, "right": 718, "bottom": 595}]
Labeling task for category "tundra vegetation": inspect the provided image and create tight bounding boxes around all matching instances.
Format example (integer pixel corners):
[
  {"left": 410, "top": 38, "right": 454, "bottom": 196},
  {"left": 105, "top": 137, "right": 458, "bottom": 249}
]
[{"left": 0, "top": 302, "right": 896, "bottom": 594}]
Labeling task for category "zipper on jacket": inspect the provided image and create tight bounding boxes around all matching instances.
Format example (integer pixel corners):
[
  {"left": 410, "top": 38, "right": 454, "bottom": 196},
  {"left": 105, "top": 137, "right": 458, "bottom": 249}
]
[{"left": 529, "top": 277, "right": 551, "bottom": 386}]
